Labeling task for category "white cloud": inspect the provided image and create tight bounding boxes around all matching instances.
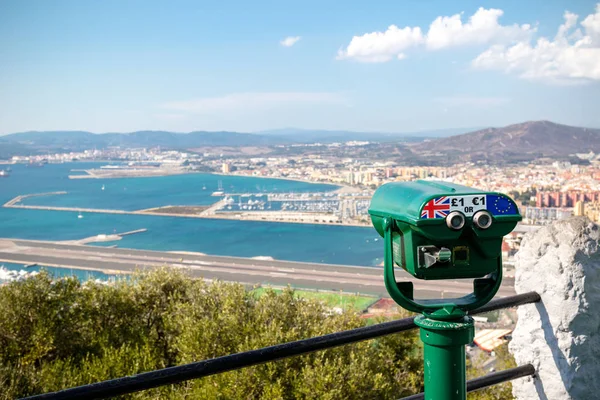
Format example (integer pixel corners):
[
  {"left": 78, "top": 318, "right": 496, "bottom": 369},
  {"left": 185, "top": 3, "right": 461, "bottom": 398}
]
[
  {"left": 162, "top": 92, "right": 348, "bottom": 114},
  {"left": 337, "top": 7, "right": 532, "bottom": 62},
  {"left": 582, "top": 5, "right": 600, "bottom": 44},
  {"left": 337, "top": 4, "right": 600, "bottom": 84},
  {"left": 336, "top": 25, "right": 424, "bottom": 62},
  {"left": 280, "top": 36, "right": 301, "bottom": 47},
  {"left": 426, "top": 8, "right": 534, "bottom": 50},
  {"left": 472, "top": 5, "right": 600, "bottom": 83}
]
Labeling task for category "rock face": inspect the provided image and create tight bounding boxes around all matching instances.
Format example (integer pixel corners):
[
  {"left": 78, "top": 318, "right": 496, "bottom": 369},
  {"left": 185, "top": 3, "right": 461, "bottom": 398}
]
[{"left": 511, "top": 217, "right": 600, "bottom": 400}]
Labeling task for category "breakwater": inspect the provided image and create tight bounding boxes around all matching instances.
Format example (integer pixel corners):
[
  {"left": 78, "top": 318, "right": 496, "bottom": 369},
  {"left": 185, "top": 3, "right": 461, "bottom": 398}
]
[
  {"left": 3, "top": 191, "right": 67, "bottom": 207},
  {"left": 3, "top": 193, "right": 367, "bottom": 226}
]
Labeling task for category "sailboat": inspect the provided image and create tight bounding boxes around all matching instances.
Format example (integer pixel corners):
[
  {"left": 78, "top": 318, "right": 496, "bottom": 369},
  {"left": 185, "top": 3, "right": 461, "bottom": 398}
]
[
  {"left": 77, "top": 212, "right": 83, "bottom": 219},
  {"left": 101, "top": 184, "right": 105, "bottom": 191},
  {"left": 212, "top": 180, "right": 224, "bottom": 196}
]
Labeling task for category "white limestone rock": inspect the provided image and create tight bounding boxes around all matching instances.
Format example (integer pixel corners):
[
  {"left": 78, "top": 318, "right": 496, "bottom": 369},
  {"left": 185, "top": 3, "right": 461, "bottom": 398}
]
[{"left": 510, "top": 217, "right": 600, "bottom": 400}]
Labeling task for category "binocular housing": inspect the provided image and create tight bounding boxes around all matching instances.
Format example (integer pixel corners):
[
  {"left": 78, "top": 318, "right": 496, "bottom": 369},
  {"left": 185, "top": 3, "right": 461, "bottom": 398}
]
[{"left": 369, "top": 180, "right": 521, "bottom": 281}]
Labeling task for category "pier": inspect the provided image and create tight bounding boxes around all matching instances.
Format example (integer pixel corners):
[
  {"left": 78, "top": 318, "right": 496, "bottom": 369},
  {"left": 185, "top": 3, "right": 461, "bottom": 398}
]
[
  {"left": 7, "top": 204, "right": 131, "bottom": 215},
  {"left": 67, "top": 228, "right": 148, "bottom": 245},
  {"left": 3, "top": 191, "right": 67, "bottom": 207},
  {"left": 119, "top": 228, "right": 147, "bottom": 236}
]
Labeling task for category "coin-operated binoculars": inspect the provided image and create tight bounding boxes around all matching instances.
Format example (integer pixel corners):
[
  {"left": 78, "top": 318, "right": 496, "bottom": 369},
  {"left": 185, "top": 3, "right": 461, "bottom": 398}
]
[{"left": 369, "top": 181, "right": 521, "bottom": 400}]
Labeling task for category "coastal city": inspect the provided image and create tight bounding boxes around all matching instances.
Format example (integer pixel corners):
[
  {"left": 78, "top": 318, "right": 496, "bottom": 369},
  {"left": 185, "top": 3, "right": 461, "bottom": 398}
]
[{"left": 5, "top": 145, "right": 600, "bottom": 228}]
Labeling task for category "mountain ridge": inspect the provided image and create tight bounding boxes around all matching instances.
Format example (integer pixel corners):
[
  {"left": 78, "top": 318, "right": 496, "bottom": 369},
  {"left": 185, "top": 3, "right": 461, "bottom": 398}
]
[
  {"left": 0, "top": 130, "right": 288, "bottom": 152},
  {"left": 408, "top": 120, "right": 600, "bottom": 162},
  {"left": 1, "top": 121, "right": 599, "bottom": 163}
]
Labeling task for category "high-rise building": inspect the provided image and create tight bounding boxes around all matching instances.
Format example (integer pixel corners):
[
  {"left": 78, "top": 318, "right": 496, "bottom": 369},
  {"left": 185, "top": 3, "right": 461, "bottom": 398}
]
[
  {"left": 222, "top": 163, "right": 231, "bottom": 173},
  {"left": 574, "top": 201, "right": 585, "bottom": 216},
  {"left": 536, "top": 191, "right": 600, "bottom": 207},
  {"left": 346, "top": 171, "right": 355, "bottom": 185}
]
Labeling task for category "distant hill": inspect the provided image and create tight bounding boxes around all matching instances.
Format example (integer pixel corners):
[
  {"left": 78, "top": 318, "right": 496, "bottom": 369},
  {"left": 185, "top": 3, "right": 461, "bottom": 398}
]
[
  {"left": 1, "top": 122, "right": 597, "bottom": 163},
  {"left": 0, "top": 130, "right": 289, "bottom": 155},
  {"left": 0, "top": 137, "right": 31, "bottom": 159},
  {"left": 0, "top": 127, "right": 477, "bottom": 157},
  {"left": 409, "top": 121, "right": 600, "bottom": 163}
]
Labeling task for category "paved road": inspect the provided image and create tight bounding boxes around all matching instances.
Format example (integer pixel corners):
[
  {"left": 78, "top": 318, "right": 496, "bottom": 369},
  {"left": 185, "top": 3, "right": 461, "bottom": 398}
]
[{"left": 0, "top": 238, "right": 515, "bottom": 298}]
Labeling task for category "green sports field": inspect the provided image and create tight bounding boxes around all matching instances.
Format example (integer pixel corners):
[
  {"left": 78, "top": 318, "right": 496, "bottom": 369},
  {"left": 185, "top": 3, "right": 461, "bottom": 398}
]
[{"left": 252, "top": 287, "right": 379, "bottom": 312}]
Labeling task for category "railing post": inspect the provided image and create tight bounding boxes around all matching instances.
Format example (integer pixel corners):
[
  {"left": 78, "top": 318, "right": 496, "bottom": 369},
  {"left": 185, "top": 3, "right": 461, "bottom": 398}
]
[{"left": 415, "top": 315, "right": 474, "bottom": 400}]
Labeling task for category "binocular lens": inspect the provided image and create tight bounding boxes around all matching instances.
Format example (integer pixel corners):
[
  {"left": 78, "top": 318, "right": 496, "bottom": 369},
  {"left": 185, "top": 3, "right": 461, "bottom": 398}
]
[
  {"left": 446, "top": 211, "right": 465, "bottom": 230},
  {"left": 473, "top": 211, "right": 493, "bottom": 229}
]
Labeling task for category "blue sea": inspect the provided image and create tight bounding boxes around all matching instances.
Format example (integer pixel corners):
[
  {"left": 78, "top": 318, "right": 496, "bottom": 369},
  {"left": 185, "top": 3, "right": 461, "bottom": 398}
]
[{"left": 0, "top": 163, "right": 383, "bottom": 272}]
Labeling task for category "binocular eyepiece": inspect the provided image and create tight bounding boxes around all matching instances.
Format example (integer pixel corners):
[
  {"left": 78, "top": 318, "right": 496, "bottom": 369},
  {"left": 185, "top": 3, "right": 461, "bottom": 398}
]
[
  {"left": 445, "top": 211, "right": 465, "bottom": 230},
  {"left": 446, "top": 210, "right": 493, "bottom": 230}
]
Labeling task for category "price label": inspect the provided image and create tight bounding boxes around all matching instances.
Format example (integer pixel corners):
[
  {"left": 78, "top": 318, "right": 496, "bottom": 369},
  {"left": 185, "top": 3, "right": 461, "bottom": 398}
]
[
  {"left": 421, "top": 195, "right": 487, "bottom": 219},
  {"left": 421, "top": 194, "right": 517, "bottom": 219}
]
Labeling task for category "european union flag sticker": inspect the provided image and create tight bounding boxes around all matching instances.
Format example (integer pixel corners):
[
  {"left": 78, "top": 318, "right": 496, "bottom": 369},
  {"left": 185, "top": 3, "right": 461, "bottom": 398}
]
[{"left": 486, "top": 195, "right": 517, "bottom": 216}]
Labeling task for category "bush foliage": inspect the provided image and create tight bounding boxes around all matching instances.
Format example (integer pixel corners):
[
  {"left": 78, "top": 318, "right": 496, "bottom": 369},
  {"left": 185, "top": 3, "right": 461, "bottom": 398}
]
[
  {"left": 0, "top": 268, "right": 516, "bottom": 399},
  {"left": 0, "top": 269, "right": 424, "bottom": 399}
]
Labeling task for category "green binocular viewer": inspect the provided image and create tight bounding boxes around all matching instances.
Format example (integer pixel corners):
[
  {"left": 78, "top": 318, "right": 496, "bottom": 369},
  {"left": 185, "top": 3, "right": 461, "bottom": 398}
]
[{"left": 369, "top": 180, "right": 521, "bottom": 315}]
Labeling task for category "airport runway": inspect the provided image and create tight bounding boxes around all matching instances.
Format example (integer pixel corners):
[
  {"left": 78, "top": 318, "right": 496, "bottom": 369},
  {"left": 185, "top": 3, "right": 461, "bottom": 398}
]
[{"left": 0, "top": 238, "right": 515, "bottom": 298}]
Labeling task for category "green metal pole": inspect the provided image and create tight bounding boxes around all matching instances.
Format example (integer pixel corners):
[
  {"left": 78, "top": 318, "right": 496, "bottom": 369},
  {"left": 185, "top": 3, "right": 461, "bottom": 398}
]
[{"left": 414, "top": 315, "right": 474, "bottom": 400}]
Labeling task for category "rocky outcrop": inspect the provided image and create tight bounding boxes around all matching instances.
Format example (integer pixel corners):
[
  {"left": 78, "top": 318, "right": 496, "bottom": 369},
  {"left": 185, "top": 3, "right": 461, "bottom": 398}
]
[{"left": 510, "top": 217, "right": 600, "bottom": 400}]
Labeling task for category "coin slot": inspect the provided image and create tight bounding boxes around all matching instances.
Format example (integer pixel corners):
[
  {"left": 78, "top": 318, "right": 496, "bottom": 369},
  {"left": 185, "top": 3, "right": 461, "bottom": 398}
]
[{"left": 453, "top": 246, "right": 469, "bottom": 264}]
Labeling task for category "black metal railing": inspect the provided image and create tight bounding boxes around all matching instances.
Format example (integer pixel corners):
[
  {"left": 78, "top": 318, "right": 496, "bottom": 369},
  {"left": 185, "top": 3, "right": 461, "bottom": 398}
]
[
  {"left": 22, "top": 291, "right": 540, "bottom": 400},
  {"left": 401, "top": 364, "right": 536, "bottom": 400}
]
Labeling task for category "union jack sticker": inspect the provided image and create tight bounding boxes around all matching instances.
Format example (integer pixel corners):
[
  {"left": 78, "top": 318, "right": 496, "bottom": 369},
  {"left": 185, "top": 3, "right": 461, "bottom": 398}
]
[{"left": 421, "top": 196, "right": 451, "bottom": 219}]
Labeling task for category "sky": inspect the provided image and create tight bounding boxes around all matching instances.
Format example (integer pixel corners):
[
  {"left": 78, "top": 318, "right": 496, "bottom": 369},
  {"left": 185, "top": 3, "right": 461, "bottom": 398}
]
[{"left": 0, "top": 0, "right": 599, "bottom": 134}]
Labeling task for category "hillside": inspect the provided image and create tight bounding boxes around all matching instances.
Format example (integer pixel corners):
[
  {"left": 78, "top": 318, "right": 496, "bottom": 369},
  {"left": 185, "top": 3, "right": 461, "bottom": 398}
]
[
  {"left": 2, "top": 121, "right": 598, "bottom": 163},
  {"left": 0, "top": 130, "right": 288, "bottom": 154},
  {"left": 0, "top": 128, "right": 450, "bottom": 158},
  {"left": 409, "top": 121, "right": 600, "bottom": 163}
]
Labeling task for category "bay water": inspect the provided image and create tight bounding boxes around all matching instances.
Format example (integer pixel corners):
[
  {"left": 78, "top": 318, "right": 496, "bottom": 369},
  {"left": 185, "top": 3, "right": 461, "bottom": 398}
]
[{"left": 0, "top": 163, "right": 383, "bottom": 278}]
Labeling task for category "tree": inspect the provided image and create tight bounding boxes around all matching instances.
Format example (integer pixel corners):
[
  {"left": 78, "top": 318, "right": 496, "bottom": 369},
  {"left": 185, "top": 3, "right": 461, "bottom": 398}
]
[{"left": 467, "top": 344, "right": 516, "bottom": 400}]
